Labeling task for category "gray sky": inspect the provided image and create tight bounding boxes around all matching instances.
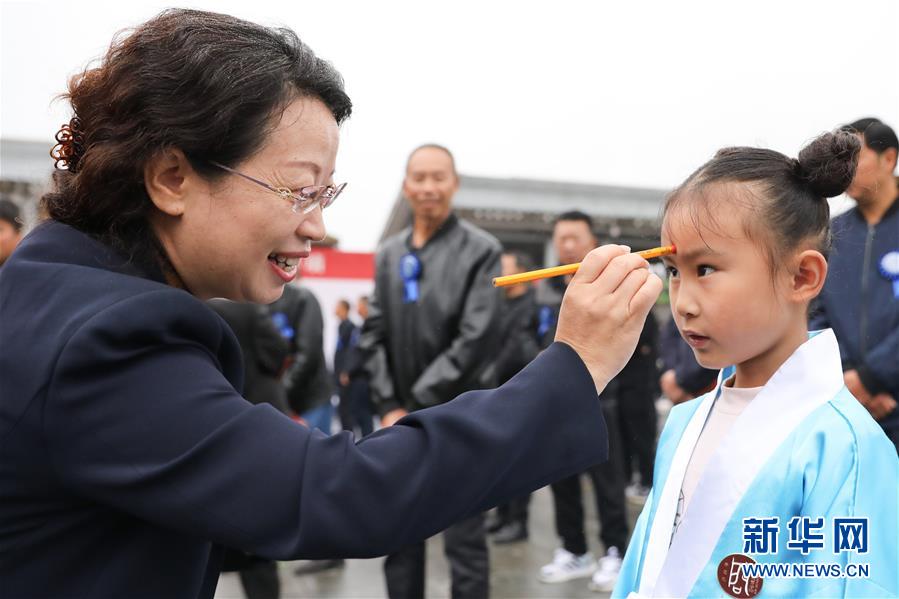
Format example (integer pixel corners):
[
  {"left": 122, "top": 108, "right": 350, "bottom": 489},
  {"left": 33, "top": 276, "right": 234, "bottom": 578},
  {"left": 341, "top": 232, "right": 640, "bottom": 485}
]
[{"left": 2, "top": 0, "right": 897, "bottom": 251}]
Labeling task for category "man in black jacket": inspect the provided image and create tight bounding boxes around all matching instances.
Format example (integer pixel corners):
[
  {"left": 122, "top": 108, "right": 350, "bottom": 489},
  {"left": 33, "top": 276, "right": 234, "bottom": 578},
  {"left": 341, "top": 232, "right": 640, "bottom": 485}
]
[
  {"left": 534, "top": 211, "right": 631, "bottom": 593},
  {"left": 208, "top": 299, "right": 290, "bottom": 599},
  {"left": 360, "top": 144, "right": 501, "bottom": 599},
  {"left": 334, "top": 298, "right": 356, "bottom": 432},
  {"left": 334, "top": 298, "right": 373, "bottom": 437},
  {"left": 811, "top": 117, "right": 899, "bottom": 450},
  {"left": 615, "top": 306, "right": 659, "bottom": 501},
  {"left": 208, "top": 301, "right": 291, "bottom": 415},
  {"left": 486, "top": 250, "right": 541, "bottom": 544},
  {"left": 268, "top": 283, "right": 333, "bottom": 432},
  {"left": 268, "top": 283, "right": 344, "bottom": 576}
]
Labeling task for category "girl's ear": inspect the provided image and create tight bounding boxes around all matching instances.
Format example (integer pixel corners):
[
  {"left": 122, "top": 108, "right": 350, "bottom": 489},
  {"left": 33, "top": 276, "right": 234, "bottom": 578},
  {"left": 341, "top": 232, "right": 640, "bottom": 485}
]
[{"left": 790, "top": 249, "right": 828, "bottom": 303}]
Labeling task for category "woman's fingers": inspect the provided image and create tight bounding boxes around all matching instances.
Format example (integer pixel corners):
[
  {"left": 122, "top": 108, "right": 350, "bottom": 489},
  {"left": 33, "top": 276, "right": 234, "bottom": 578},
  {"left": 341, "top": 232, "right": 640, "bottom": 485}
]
[
  {"left": 590, "top": 252, "right": 650, "bottom": 297},
  {"left": 629, "top": 272, "right": 663, "bottom": 316},
  {"left": 610, "top": 266, "right": 650, "bottom": 308},
  {"left": 569, "top": 245, "right": 629, "bottom": 285}
]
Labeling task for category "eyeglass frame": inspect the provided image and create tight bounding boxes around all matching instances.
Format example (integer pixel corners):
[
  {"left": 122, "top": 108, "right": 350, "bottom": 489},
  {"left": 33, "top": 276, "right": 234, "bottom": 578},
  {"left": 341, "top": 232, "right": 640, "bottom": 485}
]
[{"left": 208, "top": 161, "right": 346, "bottom": 215}]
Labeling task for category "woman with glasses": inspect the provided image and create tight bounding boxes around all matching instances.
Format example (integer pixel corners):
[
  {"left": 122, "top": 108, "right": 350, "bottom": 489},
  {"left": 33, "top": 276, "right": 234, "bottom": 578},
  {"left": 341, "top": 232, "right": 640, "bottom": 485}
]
[{"left": 0, "top": 9, "right": 661, "bottom": 598}]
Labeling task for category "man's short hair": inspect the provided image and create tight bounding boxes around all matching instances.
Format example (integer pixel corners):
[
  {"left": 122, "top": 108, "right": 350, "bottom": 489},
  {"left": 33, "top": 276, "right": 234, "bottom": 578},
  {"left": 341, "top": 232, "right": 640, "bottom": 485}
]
[
  {"left": 0, "top": 199, "right": 22, "bottom": 232},
  {"left": 502, "top": 250, "right": 534, "bottom": 273},
  {"left": 553, "top": 210, "right": 594, "bottom": 232},
  {"left": 337, "top": 299, "right": 350, "bottom": 311},
  {"left": 842, "top": 118, "right": 899, "bottom": 154},
  {"left": 406, "top": 144, "right": 457, "bottom": 176}
]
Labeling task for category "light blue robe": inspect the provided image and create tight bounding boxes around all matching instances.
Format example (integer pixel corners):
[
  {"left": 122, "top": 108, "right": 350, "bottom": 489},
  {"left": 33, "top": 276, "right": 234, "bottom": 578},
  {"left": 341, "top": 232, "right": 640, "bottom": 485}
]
[{"left": 614, "top": 330, "right": 898, "bottom": 598}]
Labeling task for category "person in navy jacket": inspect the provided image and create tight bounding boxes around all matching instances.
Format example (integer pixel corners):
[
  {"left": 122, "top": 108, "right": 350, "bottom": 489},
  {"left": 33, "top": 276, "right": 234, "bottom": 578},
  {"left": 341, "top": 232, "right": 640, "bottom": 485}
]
[
  {"left": 0, "top": 9, "right": 662, "bottom": 598},
  {"left": 811, "top": 118, "right": 899, "bottom": 450}
]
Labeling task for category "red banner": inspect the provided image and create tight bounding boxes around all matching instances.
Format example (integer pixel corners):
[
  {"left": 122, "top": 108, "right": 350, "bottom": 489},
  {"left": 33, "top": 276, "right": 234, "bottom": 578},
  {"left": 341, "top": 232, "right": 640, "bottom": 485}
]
[{"left": 299, "top": 247, "right": 375, "bottom": 280}]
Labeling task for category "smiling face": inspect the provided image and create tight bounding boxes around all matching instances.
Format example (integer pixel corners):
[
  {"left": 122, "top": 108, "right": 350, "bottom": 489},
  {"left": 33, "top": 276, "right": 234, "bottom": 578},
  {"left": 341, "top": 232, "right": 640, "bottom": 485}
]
[
  {"left": 149, "top": 96, "right": 339, "bottom": 303},
  {"left": 661, "top": 186, "right": 812, "bottom": 386}
]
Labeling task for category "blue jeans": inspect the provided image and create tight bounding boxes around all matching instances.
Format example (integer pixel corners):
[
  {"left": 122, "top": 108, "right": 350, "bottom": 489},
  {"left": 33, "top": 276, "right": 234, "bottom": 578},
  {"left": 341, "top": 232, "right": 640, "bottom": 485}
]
[{"left": 302, "top": 402, "right": 333, "bottom": 435}]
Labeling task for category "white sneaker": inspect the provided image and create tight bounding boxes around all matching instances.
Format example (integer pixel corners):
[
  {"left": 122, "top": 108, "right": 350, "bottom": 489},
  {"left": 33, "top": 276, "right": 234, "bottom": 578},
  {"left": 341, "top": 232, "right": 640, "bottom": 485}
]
[
  {"left": 537, "top": 548, "right": 596, "bottom": 583},
  {"left": 588, "top": 546, "right": 622, "bottom": 592}
]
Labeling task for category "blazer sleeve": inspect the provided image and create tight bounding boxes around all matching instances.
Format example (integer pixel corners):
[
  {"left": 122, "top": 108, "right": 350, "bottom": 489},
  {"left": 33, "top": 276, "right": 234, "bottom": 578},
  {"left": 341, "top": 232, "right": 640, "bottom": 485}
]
[{"left": 44, "top": 290, "right": 607, "bottom": 560}]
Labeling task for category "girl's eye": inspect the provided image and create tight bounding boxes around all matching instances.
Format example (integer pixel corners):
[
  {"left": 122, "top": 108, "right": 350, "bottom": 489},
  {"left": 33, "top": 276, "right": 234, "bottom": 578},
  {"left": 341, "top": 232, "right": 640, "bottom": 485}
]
[
  {"left": 698, "top": 265, "right": 716, "bottom": 277},
  {"left": 665, "top": 266, "right": 679, "bottom": 279}
]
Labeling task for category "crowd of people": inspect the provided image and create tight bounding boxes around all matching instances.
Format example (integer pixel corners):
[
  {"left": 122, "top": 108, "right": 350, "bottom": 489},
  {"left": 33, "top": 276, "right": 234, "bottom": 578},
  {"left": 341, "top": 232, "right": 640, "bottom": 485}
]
[{"left": 0, "top": 8, "right": 896, "bottom": 599}]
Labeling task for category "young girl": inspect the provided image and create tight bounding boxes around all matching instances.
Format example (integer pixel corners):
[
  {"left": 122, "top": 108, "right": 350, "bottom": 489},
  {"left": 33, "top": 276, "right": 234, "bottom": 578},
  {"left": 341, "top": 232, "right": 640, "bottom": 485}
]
[{"left": 613, "top": 131, "right": 898, "bottom": 598}]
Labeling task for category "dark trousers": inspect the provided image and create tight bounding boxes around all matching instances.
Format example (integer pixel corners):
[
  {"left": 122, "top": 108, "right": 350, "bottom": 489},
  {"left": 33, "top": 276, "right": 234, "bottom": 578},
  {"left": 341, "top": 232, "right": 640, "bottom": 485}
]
[
  {"left": 384, "top": 512, "right": 489, "bottom": 599},
  {"left": 337, "top": 378, "right": 374, "bottom": 437},
  {"left": 617, "top": 383, "right": 657, "bottom": 487},
  {"left": 497, "top": 493, "right": 530, "bottom": 527},
  {"left": 238, "top": 560, "right": 280, "bottom": 599},
  {"left": 549, "top": 400, "right": 628, "bottom": 555}
]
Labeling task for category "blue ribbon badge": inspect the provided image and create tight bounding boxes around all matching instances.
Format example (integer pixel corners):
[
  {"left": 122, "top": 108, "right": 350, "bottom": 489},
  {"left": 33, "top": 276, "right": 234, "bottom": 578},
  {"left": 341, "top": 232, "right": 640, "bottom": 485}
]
[
  {"left": 400, "top": 253, "right": 422, "bottom": 303},
  {"left": 271, "top": 312, "right": 295, "bottom": 340},
  {"left": 879, "top": 250, "right": 899, "bottom": 298}
]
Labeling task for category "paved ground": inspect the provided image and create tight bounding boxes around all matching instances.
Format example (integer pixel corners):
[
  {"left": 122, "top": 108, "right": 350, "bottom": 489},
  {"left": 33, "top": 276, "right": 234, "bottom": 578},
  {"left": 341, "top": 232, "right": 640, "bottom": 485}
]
[{"left": 214, "top": 480, "right": 647, "bottom": 599}]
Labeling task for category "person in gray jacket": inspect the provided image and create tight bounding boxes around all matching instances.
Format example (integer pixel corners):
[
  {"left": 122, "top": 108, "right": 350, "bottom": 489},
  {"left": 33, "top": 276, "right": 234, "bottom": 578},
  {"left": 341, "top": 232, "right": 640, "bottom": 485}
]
[{"left": 360, "top": 144, "right": 501, "bottom": 599}]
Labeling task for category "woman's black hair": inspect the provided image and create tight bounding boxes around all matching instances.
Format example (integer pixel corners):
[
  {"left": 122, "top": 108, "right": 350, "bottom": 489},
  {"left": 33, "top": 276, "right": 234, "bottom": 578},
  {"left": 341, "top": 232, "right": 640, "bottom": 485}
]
[
  {"left": 42, "top": 9, "right": 352, "bottom": 272},
  {"left": 663, "top": 130, "right": 860, "bottom": 269}
]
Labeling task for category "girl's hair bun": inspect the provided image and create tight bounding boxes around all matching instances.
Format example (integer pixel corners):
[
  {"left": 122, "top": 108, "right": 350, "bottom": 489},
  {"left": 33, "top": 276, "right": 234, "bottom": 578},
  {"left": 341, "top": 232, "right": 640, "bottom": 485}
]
[{"left": 795, "top": 130, "right": 861, "bottom": 199}]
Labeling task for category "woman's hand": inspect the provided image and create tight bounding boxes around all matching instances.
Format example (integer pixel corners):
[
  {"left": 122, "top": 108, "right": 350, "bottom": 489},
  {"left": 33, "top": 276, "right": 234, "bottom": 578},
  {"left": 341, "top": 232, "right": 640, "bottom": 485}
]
[
  {"left": 381, "top": 408, "right": 409, "bottom": 427},
  {"left": 555, "top": 245, "right": 662, "bottom": 393}
]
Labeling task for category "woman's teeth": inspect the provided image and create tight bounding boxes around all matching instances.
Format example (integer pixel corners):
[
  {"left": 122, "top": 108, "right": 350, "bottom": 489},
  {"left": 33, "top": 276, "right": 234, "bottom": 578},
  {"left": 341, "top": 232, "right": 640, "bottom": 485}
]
[{"left": 268, "top": 253, "right": 299, "bottom": 272}]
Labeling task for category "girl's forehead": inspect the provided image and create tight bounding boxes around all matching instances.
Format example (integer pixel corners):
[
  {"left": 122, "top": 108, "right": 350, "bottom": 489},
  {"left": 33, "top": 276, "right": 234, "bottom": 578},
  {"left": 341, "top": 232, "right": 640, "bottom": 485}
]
[{"left": 661, "top": 195, "right": 753, "bottom": 252}]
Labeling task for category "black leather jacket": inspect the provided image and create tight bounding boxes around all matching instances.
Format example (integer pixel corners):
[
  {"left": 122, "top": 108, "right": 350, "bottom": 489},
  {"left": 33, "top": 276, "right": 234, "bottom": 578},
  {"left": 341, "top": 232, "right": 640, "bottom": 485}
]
[
  {"left": 267, "top": 284, "right": 333, "bottom": 415},
  {"left": 360, "top": 214, "right": 502, "bottom": 414}
]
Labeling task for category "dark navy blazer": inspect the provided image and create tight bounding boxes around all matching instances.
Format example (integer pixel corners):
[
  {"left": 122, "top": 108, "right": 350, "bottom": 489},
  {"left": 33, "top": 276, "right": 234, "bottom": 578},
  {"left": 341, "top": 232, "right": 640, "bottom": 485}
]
[{"left": 0, "top": 221, "right": 608, "bottom": 598}]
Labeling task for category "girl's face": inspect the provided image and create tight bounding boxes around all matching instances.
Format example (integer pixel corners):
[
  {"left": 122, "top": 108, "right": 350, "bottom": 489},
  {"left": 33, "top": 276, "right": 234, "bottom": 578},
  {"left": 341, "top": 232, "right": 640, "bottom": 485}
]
[
  {"left": 152, "top": 96, "right": 339, "bottom": 304},
  {"left": 661, "top": 191, "right": 805, "bottom": 387}
]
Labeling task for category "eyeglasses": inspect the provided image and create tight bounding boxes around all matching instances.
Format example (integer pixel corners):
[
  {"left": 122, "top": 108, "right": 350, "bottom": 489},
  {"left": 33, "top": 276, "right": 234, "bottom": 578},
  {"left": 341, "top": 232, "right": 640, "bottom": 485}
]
[{"left": 209, "top": 161, "right": 346, "bottom": 214}]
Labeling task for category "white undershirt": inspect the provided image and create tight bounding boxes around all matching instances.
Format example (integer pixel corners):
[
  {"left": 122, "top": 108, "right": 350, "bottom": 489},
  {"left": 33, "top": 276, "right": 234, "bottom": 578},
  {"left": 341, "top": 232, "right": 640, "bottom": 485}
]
[{"left": 671, "top": 378, "right": 762, "bottom": 542}]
